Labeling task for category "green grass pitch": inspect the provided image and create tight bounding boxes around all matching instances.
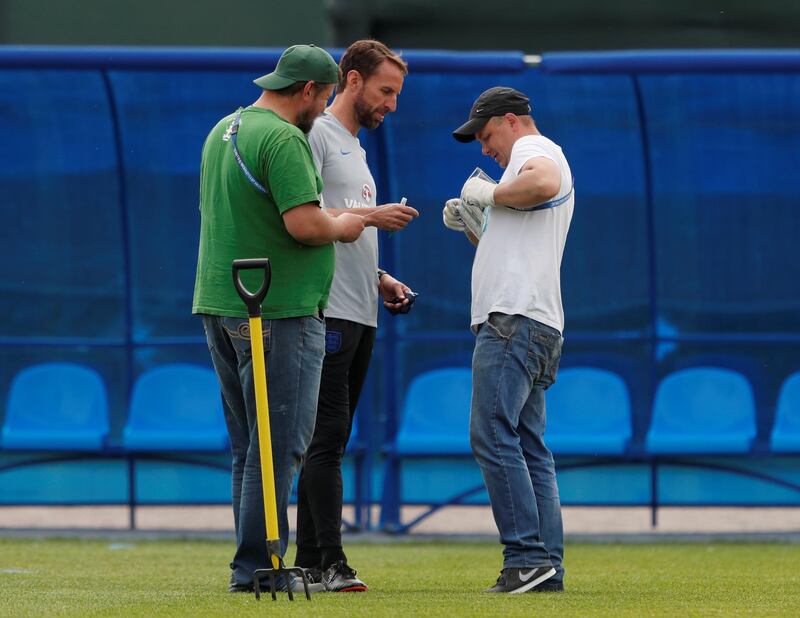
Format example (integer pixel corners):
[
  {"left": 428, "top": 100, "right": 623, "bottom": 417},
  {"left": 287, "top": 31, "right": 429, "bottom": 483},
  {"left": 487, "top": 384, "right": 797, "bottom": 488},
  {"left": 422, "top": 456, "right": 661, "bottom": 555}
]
[{"left": 0, "top": 538, "right": 798, "bottom": 616}]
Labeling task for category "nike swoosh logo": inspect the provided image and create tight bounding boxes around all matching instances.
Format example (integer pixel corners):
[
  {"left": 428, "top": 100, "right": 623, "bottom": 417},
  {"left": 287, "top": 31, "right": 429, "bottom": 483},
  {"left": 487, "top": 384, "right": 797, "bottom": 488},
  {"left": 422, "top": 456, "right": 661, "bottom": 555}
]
[
  {"left": 518, "top": 569, "right": 538, "bottom": 582},
  {"left": 340, "top": 149, "right": 351, "bottom": 155}
]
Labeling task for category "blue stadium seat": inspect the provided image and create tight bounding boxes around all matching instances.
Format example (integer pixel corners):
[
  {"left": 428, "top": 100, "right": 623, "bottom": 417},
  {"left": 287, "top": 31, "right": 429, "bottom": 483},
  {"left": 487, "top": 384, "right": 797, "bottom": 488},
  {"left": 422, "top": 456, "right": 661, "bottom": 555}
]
[
  {"left": 546, "top": 367, "right": 632, "bottom": 455},
  {"left": 396, "top": 367, "right": 472, "bottom": 455},
  {"left": 646, "top": 367, "right": 756, "bottom": 454},
  {"left": 122, "top": 364, "right": 228, "bottom": 452},
  {"left": 770, "top": 372, "right": 800, "bottom": 454},
  {"left": 1, "top": 363, "right": 109, "bottom": 451}
]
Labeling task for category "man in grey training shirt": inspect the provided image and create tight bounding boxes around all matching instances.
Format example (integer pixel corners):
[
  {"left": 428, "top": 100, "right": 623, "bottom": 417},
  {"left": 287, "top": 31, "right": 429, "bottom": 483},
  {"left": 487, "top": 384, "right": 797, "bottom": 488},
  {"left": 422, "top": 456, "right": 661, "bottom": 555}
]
[{"left": 294, "top": 39, "right": 418, "bottom": 592}]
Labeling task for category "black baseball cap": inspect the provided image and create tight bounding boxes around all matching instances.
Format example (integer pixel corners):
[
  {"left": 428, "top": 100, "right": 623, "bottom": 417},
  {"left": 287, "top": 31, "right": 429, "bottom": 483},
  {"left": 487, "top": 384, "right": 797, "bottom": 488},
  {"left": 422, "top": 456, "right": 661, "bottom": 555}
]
[{"left": 452, "top": 86, "right": 532, "bottom": 143}]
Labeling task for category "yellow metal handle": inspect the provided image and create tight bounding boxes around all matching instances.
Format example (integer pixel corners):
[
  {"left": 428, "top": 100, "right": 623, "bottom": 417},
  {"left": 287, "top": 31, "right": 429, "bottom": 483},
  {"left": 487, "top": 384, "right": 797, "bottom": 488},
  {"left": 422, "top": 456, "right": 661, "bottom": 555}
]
[{"left": 248, "top": 314, "right": 281, "bottom": 570}]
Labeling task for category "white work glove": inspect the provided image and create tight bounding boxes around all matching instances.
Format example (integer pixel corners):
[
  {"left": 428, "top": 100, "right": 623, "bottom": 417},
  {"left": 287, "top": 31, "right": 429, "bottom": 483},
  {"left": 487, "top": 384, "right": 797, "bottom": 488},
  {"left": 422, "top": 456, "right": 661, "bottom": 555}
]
[
  {"left": 460, "top": 177, "right": 496, "bottom": 211},
  {"left": 442, "top": 198, "right": 466, "bottom": 232}
]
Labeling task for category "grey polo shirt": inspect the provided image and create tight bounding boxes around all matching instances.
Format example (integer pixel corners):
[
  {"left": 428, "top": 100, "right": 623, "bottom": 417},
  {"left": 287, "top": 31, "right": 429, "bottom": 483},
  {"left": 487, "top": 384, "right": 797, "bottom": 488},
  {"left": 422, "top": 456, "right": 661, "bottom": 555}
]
[{"left": 308, "top": 111, "right": 380, "bottom": 327}]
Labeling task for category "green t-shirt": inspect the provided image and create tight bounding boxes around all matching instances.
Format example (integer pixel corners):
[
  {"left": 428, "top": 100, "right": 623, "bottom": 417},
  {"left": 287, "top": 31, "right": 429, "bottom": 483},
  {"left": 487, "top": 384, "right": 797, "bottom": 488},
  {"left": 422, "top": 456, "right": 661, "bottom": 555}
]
[{"left": 192, "top": 107, "right": 334, "bottom": 319}]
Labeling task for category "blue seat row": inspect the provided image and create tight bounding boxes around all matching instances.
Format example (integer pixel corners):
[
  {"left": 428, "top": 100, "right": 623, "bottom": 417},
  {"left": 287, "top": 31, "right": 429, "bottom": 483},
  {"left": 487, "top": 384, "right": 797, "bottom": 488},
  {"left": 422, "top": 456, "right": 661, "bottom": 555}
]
[
  {"left": 0, "top": 362, "right": 227, "bottom": 452},
  {"left": 3, "top": 361, "right": 800, "bottom": 456},
  {"left": 394, "top": 366, "right": 800, "bottom": 457},
  {"left": 0, "top": 361, "right": 373, "bottom": 528},
  {"left": 0, "top": 362, "right": 367, "bottom": 455}
]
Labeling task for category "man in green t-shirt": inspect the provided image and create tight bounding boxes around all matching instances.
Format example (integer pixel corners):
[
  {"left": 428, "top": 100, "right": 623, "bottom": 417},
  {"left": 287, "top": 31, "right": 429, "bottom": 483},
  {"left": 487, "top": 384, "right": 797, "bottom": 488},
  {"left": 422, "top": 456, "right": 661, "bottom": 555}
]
[{"left": 192, "top": 44, "right": 365, "bottom": 594}]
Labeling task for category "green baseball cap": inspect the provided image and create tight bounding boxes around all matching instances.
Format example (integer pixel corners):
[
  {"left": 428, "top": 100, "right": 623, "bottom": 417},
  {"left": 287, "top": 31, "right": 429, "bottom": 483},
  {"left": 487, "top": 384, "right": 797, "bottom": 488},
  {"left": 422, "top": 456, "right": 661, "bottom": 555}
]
[{"left": 254, "top": 44, "right": 339, "bottom": 90}]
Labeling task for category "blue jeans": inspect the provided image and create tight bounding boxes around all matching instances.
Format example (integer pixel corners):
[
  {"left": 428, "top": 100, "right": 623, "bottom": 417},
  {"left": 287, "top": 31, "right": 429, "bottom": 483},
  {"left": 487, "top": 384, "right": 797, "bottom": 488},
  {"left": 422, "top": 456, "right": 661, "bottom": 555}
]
[
  {"left": 470, "top": 312, "right": 564, "bottom": 580},
  {"left": 202, "top": 314, "right": 324, "bottom": 587}
]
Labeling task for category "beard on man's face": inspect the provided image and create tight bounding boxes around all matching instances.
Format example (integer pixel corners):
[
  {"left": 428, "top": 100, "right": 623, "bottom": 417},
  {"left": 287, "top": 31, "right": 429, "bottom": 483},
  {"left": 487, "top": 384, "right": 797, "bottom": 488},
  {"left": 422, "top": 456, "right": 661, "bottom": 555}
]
[
  {"left": 295, "top": 109, "right": 315, "bottom": 134},
  {"left": 354, "top": 94, "right": 382, "bottom": 130}
]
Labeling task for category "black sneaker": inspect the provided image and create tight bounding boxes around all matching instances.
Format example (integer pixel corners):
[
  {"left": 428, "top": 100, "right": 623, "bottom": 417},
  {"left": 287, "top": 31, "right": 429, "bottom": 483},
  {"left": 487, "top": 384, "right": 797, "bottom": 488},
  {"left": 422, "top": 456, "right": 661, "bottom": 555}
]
[
  {"left": 322, "top": 560, "right": 368, "bottom": 592},
  {"left": 484, "top": 567, "right": 556, "bottom": 594}
]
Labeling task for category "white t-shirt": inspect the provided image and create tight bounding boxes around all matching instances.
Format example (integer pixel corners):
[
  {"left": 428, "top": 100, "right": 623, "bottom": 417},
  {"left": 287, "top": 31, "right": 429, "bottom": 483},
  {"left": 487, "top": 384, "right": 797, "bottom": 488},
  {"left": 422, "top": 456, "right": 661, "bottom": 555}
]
[
  {"left": 308, "top": 112, "right": 380, "bottom": 327},
  {"left": 471, "top": 134, "right": 574, "bottom": 333}
]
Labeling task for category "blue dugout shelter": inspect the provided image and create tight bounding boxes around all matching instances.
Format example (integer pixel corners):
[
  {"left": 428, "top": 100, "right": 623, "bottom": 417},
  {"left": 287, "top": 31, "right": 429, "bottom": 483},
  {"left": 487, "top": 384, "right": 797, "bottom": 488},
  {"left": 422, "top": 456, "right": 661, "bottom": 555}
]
[{"left": 0, "top": 48, "right": 799, "bottom": 528}]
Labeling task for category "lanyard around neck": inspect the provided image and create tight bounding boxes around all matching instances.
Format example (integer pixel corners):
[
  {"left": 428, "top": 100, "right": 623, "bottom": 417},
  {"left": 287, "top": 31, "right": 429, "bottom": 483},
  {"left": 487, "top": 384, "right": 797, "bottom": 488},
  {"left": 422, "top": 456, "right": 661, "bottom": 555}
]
[{"left": 222, "top": 108, "right": 270, "bottom": 196}]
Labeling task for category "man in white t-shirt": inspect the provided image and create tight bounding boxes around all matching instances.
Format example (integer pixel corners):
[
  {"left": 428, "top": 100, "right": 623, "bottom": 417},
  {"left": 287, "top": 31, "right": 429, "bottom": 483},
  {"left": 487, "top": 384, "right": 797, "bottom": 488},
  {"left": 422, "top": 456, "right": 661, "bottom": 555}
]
[
  {"left": 294, "top": 40, "right": 419, "bottom": 593},
  {"left": 445, "top": 86, "right": 574, "bottom": 594}
]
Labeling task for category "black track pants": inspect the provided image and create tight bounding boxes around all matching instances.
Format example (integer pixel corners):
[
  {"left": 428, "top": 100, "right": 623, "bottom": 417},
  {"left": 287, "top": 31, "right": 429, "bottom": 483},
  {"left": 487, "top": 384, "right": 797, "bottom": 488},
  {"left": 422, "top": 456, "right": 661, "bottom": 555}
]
[{"left": 295, "top": 317, "right": 376, "bottom": 570}]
